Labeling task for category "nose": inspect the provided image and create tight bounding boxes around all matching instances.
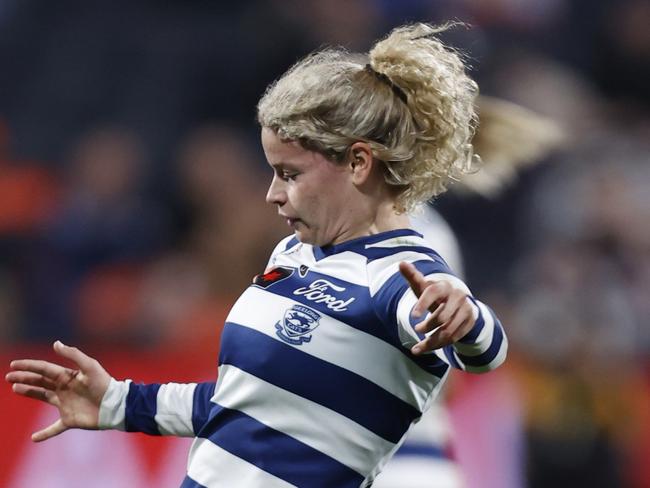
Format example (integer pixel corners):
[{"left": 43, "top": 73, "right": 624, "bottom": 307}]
[{"left": 265, "top": 175, "right": 286, "bottom": 206}]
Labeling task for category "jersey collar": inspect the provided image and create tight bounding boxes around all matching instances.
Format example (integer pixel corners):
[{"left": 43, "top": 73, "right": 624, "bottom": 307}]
[{"left": 312, "top": 228, "right": 423, "bottom": 261}]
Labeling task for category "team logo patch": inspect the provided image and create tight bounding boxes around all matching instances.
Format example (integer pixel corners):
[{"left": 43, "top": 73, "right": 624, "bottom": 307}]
[
  {"left": 275, "top": 304, "right": 321, "bottom": 345},
  {"left": 253, "top": 266, "right": 294, "bottom": 288}
]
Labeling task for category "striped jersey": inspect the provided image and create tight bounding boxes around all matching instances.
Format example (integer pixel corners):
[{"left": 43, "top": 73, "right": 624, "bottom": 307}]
[{"left": 98, "top": 229, "right": 507, "bottom": 488}]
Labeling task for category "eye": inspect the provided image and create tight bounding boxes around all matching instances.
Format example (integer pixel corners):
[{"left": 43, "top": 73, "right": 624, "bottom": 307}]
[{"left": 281, "top": 170, "right": 298, "bottom": 181}]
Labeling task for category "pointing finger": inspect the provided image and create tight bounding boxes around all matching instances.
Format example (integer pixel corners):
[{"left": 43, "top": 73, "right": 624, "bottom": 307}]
[{"left": 399, "top": 262, "right": 428, "bottom": 297}]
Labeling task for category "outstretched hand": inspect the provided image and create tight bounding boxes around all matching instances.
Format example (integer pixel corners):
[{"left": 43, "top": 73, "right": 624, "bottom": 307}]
[
  {"left": 399, "top": 262, "right": 476, "bottom": 355},
  {"left": 5, "top": 341, "right": 111, "bottom": 442}
]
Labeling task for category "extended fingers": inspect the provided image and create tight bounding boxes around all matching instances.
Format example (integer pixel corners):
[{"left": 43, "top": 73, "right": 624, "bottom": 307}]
[
  {"left": 411, "top": 295, "right": 477, "bottom": 354},
  {"left": 412, "top": 284, "right": 444, "bottom": 319},
  {"left": 413, "top": 286, "right": 471, "bottom": 331},
  {"left": 10, "top": 359, "right": 69, "bottom": 380},
  {"left": 435, "top": 290, "right": 468, "bottom": 325},
  {"left": 413, "top": 307, "right": 443, "bottom": 334},
  {"left": 444, "top": 307, "right": 476, "bottom": 342},
  {"left": 411, "top": 315, "right": 476, "bottom": 355},
  {"left": 412, "top": 328, "right": 451, "bottom": 355},
  {"left": 11, "top": 383, "right": 58, "bottom": 405},
  {"left": 6, "top": 371, "right": 57, "bottom": 390}
]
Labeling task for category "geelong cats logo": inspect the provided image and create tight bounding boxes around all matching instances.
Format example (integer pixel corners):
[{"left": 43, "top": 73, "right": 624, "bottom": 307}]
[{"left": 275, "top": 305, "right": 321, "bottom": 345}]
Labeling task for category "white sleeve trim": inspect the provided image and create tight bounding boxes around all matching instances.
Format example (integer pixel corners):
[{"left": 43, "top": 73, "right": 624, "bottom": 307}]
[
  {"left": 98, "top": 378, "right": 132, "bottom": 430},
  {"left": 464, "top": 339, "right": 508, "bottom": 373},
  {"left": 155, "top": 382, "right": 198, "bottom": 436}
]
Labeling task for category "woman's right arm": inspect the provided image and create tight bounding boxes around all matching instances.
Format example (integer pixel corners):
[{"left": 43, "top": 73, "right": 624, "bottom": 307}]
[{"left": 104, "top": 379, "right": 215, "bottom": 437}]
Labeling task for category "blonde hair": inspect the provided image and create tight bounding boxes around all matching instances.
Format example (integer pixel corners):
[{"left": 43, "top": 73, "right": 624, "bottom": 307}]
[
  {"left": 459, "top": 96, "right": 565, "bottom": 197},
  {"left": 257, "top": 23, "right": 478, "bottom": 212}
]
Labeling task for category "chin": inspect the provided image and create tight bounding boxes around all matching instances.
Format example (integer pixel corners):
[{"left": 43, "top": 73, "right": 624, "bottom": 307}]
[{"left": 293, "top": 230, "right": 323, "bottom": 247}]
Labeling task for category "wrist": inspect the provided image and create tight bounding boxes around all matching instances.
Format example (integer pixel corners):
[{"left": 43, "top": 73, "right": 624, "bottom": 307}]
[{"left": 98, "top": 378, "right": 132, "bottom": 430}]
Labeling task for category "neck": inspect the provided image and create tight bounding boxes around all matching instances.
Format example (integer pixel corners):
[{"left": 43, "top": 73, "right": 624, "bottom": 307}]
[
  {"left": 330, "top": 199, "right": 410, "bottom": 245},
  {"left": 368, "top": 199, "right": 410, "bottom": 234}
]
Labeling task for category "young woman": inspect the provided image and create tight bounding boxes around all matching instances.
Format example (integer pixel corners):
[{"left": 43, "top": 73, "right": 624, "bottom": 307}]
[{"left": 6, "top": 23, "right": 507, "bottom": 488}]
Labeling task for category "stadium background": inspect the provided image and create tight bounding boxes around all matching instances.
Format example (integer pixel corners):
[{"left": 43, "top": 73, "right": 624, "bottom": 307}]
[{"left": 0, "top": 1, "right": 648, "bottom": 486}]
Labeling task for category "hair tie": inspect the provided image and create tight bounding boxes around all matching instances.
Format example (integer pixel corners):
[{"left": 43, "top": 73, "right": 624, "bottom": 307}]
[{"left": 364, "top": 64, "right": 408, "bottom": 104}]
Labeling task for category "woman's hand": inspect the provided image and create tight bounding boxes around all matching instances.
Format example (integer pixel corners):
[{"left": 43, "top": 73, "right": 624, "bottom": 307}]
[
  {"left": 5, "top": 341, "right": 111, "bottom": 442},
  {"left": 399, "top": 262, "right": 477, "bottom": 355}
]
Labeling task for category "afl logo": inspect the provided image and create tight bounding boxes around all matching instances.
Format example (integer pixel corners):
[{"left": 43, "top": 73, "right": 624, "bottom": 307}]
[
  {"left": 275, "top": 305, "right": 321, "bottom": 345},
  {"left": 253, "top": 266, "right": 294, "bottom": 288}
]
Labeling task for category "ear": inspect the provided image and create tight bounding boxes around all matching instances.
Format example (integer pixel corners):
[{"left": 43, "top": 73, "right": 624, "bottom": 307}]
[{"left": 348, "top": 141, "right": 375, "bottom": 186}]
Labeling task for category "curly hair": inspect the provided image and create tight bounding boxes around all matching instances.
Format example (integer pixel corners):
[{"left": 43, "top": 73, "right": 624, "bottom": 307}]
[{"left": 257, "top": 23, "right": 479, "bottom": 212}]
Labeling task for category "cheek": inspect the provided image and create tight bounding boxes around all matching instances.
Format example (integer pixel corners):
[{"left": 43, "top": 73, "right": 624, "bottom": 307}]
[
  {"left": 291, "top": 170, "right": 348, "bottom": 227},
  {"left": 302, "top": 193, "right": 325, "bottom": 221},
  {"left": 290, "top": 182, "right": 320, "bottom": 212}
]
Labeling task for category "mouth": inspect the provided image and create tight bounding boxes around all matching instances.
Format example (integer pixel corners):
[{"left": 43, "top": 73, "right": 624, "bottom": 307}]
[
  {"left": 287, "top": 218, "right": 301, "bottom": 228},
  {"left": 280, "top": 214, "right": 301, "bottom": 228}
]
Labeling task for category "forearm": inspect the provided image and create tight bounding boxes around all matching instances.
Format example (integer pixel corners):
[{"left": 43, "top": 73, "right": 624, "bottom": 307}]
[
  {"left": 443, "top": 298, "right": 508, "bottom": 373},
  {"left": 99, "top": 379, "right": 215, "bottom": 437}
]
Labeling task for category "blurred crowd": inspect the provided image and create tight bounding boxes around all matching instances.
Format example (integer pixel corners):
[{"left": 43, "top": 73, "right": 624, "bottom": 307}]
[{"left": 0, "top": 0, "right": 648, "bottom": 487}]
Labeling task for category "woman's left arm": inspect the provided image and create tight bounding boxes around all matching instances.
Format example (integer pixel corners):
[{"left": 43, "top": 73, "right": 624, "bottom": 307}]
[{"left": 399, "top": 261, "right": 508, "bottom": 372}]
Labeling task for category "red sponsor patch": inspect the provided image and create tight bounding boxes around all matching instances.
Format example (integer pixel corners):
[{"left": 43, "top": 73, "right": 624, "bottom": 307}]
[{"left": 253, "top": 266, "right": 294, "bottom": 288}]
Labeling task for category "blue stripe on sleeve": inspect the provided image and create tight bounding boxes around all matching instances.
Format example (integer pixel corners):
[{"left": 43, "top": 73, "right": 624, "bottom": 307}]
[
  {"left": 456, "top": 310, "right": 504, "bottom": 367},
  {"left": 192, "top": 382, "right": 216, "bottom": 435},
  {"left": 393, "top": 442, "right": 448, "bottom": 459},
  {"left": 407, "top": 304, "right": 426, "bottom": 341},
  {"left": 219, "top": 322, "right": 421, "bottom": 443},
  {"left": 200, "top": 404, "right": 365, "bottom": 488},
  {"left": 124, "top": 383, "right": 162, "bottom": 435},
  {"left": 441, "top": 347, "right": 463, "bottom": 370},
  {"left": 180, "top": 475, "right": 207, "bottom": 488}
]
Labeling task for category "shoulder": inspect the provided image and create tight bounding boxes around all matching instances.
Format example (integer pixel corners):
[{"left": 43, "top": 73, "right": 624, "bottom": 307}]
[
  {"left": 363, "top": 232, "right": 454, "bottom": 297},
  {"left": 267, "top": 234, "right": 301, "bottom": 260},
  {"left": 275, "top": 234, "right": 301, "bottom": 254}
]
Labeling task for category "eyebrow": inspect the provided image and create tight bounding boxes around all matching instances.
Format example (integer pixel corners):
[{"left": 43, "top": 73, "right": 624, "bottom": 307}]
[{"left": 269, "top": 161, "right": 298, "bottom": 170}]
